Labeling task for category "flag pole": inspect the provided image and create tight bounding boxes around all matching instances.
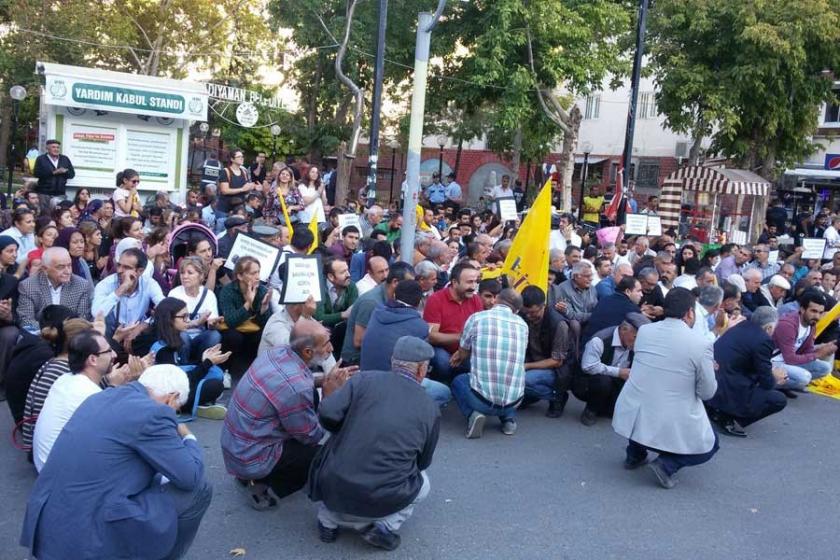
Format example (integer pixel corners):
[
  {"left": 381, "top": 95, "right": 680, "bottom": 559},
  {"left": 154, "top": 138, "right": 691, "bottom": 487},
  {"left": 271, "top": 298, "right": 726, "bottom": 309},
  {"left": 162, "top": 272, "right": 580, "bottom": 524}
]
[{"left": 619, "top": 0, "right": 650, "bottom": 226}]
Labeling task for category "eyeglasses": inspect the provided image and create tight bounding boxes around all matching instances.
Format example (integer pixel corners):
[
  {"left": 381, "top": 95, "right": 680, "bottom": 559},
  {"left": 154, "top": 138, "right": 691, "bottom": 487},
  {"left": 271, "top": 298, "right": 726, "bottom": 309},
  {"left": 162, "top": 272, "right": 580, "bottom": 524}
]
[
  {"left": 95, "top": 348, "right": 113, "bottom": 356},
  {"left": 174, "top": 313, "right": 190, "bottom": 321}
]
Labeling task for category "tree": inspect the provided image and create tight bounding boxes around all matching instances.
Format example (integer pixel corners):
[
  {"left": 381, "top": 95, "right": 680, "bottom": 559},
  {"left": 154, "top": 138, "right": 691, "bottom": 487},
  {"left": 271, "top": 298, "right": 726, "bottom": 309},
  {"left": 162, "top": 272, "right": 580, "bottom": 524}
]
[{"left": 648, "top": 0, "right": 840, "bottom": 178}]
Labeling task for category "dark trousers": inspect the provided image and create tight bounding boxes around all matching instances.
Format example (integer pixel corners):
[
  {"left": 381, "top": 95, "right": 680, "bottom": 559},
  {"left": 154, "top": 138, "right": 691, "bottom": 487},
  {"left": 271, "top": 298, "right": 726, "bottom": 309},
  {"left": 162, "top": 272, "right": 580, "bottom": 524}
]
[
  {"left": 715, "top": 389, "right": 787, "bottom": 428},
  {"left": 0, "top": 325, "right": 19, "bottom": 383},
  {"left": 161, "top": 478, "right": 213, "bottom": 560},
  {"left": 572, "top": 374, "right": 624, "bottom": 416},
  {"left": 220, "top": 329, "right": 261, "bottom": 379},
  {"left": 259, "top": 439, "right": 320, "bottom": 499},
  {"left": 626, "top": 433, "right": 720, "bottom": 476}
]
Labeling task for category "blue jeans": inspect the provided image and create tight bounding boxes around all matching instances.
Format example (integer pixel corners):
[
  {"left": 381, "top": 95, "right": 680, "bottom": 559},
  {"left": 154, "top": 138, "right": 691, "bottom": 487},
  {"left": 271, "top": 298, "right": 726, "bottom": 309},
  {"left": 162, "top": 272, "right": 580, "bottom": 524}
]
[
  {"left": 422, "top": 378, "right": 451, "bottom": 408},
  {"left": 450, "top": 373, "right": 516, "bottom": 423},
  {"left": 778, "top": 359, "right": 831, "bottom": 390},
  {"left": 524, "top": 369, "right": 555, "bottom": 401},
  {"left": 429, "top": 347, "right": 470, "bottom": 383},
  {"left": 178, "top": 330, "right": 223, "bottom": 365},
  {"left": 626, "top": 434, "right": 720, "bottom": 476},
  {"left": 161, "top": 478, "right": 213, "bottom": 560}
]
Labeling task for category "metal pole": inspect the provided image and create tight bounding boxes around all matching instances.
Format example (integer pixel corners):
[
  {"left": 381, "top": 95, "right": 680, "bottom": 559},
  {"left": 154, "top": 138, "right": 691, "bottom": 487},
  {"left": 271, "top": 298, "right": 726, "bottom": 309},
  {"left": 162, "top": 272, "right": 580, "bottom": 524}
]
[
  {"left": 366, "top": 0, "right": 389, "bottom": 206},
  {"left": 6, "top": 100, "right": 20, "bottom": 200},
  {"left": 389, "top": 148, "right": 397, "bottom": 204},
  {"left": 619, "top": 0, "right": 650, "bottom": 225},
  {"left": 437, "top": 145, "right": 443, "bottom": 179},
  {"left": 400, "top": 11, "right": 435, "bottom": 263},
  {"left": 577, "top": 151, "right": 590, "bottom": 222}
]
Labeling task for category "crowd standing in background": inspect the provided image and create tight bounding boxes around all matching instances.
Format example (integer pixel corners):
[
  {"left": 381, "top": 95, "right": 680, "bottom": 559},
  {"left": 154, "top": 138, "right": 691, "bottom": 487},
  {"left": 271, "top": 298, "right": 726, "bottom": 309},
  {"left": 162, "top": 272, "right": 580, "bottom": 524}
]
[{"left": 3, "top": 141, "right": 840, "bottom": 557}]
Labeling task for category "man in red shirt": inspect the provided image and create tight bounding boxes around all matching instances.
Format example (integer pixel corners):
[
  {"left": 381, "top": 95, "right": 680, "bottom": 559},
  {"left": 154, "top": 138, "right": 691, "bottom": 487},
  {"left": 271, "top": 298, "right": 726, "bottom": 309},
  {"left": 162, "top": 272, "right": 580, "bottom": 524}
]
[{"left": 423, "top": 262, "right": 483, "bottom": 382}]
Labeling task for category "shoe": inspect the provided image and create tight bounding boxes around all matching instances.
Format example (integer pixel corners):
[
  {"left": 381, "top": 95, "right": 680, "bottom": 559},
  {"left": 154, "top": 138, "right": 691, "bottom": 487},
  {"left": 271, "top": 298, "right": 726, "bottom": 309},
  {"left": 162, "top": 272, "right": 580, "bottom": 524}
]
[
  {"left": 237, "top": 479, "right": 278, "bottom": 511},
  {"left": 623, "top": 455, "right": 648, "bottom": 470},
  {"left": 546, "top": 393, "right": 568, "bottom": 418},
  {"left": 361, "top": 523, "right": 401, "bottom": 551},
  {"left": 466, "top": 411, "right": 486, "bottom": 439},
  {"left": 196, "top": 404, "right": 227, "bottom": 420},
  {"left": 501, "top": 420, "right": 517, "bottom": 435},
  {"left": 717, "top": 418, "right": 747, "bottom": 438},
  {"left": 580, "top": 406, "right": 598, "bottom": 426},
  {"left": 779, "top": 388, "right": 798, "bottom": 399},
  {"left": 223, "top": 372, "right": 232, "bottom": 390},
  {"left": 318, "top": 521, "right": 338, "bottom": 543},
  {"left": 517, "top": 395, "right": 540, "bottom": 409},
  {"left": 648, "top": 460, "right": 676, "bottom": 489}
]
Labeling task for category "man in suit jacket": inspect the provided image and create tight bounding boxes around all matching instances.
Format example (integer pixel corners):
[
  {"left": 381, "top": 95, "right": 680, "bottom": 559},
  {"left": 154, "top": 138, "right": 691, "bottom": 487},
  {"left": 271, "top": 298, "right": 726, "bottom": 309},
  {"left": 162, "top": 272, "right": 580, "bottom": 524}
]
[
  {"left": 706, "top": 307, "right": 788, "bottom": 437},
  {"left": 18, "top": 247, "right": 91, "bottom": 331},
  {"left": 33, "top": 139, "right": 75, "bottom": 200},
  {"left": 612, "top": 287, "right": 719, "bottom": 489},
  {"left": 20, "top": 365, "right": 211, "bottom": 560},
  {"left": 582, "top": 275, "right": 643, "bottom": 341}
]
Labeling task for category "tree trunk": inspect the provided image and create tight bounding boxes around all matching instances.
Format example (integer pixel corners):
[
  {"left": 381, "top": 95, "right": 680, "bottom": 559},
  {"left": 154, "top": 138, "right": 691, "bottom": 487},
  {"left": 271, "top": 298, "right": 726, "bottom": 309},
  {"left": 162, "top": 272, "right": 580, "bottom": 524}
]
[
  {"left": 511, "top": 127, "right": 522, "bottom": 179},
  {"left": 0, "top": 102, "right": 10, "bottom": 169},
  {"left": 759, "top": 145, "right": 776, "bottom": 181},
  {"left": 688, "top": 121, "right": 704, "bottom": 165},
  {"left": 454, "top": 137, "right": 463, "bottom": 177},
  {"left": 335, "top": 141, "right": 354, "bottom": 206},
  {"left": 557, "top": 106, "right": 582, "bottom": 211},
  {"left": 307, "top": 55, "right": 323, "bottom": 133}
]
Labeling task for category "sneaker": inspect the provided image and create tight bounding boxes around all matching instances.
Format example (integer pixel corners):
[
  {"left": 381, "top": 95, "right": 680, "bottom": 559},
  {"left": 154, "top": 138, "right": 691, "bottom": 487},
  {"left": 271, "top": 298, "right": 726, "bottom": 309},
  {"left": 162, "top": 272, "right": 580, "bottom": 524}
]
[
  {"left": 361, "top": 523, "right": 401, "bottom": 551},
  {"left": 623, "top": 455, "right": 648, "bottom": 470},
  {"left": 648, "top": 459, "right": 676, "bottom": 489},
  {"left": 237, "top": 479, "right": 278, "bottom": 511},
  {"left": 465, "top": 411, "right": 486, "bottom": 439},
  {"left": 318, "top": 521, "right": 339, "bottom": 543},
  {"left": 196, "top": 404, "right": 227, "bottom": 420},
  {"left": 501, "top": 420, "right": 517, "bottom": 436},
  {"left": 546, "top": 392, "right": 568, "bottom": 418},
  {"left": 580, "top": 406, "right": 598, "bottom": 427}
]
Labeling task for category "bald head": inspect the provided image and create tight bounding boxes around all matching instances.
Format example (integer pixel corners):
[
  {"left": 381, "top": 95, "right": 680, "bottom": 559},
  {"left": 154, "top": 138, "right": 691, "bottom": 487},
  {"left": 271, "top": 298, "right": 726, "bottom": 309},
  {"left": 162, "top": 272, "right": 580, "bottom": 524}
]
[
  {"left": 367, "top": 256, "right": 390, "bottom": 284},
  {"left": 290, "top": 318, "right": 331, "bottom": 367}
]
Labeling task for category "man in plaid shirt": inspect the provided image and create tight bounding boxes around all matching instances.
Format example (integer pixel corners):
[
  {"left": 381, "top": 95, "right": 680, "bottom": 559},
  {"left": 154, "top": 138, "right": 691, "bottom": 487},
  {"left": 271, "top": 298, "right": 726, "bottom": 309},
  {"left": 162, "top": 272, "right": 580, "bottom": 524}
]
[
  {"left": 450, "top": 288, "right": 529, "bottom": 439},
  {"left": 221, "top": 319, "right": 355, "bottom": 509}
]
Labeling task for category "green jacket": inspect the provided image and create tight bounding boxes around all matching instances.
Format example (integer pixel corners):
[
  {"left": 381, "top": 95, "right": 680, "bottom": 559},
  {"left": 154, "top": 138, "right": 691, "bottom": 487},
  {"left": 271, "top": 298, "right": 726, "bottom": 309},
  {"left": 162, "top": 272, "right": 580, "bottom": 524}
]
[
  {"left": 374, "top": 222, "right": 401, "bottom": 243},
  {"left": 315, "top": 281, "right": 359, "bottom": 327},
  {"left": 218, "top": 282, "right": 272, "bottom": 328}
]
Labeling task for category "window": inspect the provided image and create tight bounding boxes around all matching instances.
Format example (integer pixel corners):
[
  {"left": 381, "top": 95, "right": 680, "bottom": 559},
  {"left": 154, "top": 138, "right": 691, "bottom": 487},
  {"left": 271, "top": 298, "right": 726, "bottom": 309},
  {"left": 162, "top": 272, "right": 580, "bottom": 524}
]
[
  {"left": 636, "top": 160, "right": 661, "bottom": 190},
  {"left": 826, "top": 101, "right": 840, "bottom": 124},
  {"left": 638, "top": 92, "right": 657, "bottom": 119},
  {"left": 584, "top": 95, "right": 601, "bottom": 119}
]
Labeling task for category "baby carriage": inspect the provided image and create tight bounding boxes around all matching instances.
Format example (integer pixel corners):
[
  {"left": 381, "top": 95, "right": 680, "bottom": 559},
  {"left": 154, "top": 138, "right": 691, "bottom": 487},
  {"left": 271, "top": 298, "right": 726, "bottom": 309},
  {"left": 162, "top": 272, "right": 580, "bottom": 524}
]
[{"left": 168, "top": 222, "right": 218, "bottom": 265}]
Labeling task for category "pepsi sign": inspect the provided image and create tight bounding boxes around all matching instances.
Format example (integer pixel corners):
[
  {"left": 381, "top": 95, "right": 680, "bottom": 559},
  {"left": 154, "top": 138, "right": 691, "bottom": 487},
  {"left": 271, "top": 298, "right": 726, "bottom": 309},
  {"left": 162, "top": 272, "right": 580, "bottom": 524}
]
[{"left": 826, "top": 154, "right": 840, "bottom": 170}]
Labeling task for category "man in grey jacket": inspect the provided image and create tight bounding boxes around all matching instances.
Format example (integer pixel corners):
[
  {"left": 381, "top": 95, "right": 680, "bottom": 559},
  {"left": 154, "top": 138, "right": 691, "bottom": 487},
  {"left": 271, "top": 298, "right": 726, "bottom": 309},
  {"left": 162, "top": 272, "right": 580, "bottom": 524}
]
[{"left": 612, "top": 287, "right": 719, "bottom": 489}]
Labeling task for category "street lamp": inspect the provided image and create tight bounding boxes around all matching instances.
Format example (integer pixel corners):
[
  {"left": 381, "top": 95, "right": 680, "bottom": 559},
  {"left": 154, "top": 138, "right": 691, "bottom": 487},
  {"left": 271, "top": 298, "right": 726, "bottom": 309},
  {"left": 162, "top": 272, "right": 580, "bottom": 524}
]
[
  {"left": 198, "top": 122, "right": 210, "bottom": 166},
  {"left": 388, "top": 139, "right": 400, "bottom": 204},
  {"left": 577, "top": 140, "right": 593, "bottom": 222},
  {"left": 436, "top": 134, "right": 447, "bottom": 181},
  {"left": 270, "top": 124, "right": 282, "bottom": 163},
  {"left": 7, "top": 85, "right": 27, "bottom": 202}
]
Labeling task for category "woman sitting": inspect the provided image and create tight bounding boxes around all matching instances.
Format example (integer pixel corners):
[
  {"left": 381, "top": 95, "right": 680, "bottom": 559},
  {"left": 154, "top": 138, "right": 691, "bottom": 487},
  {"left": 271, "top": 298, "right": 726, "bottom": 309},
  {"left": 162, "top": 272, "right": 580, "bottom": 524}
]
[
  {"left": 26, "top": 224, "right": 59, "bottom": 277},
  {"left": 187, "top": 238, "right": 225, "bottom": 292},
  {"left": 152, "top": 297, "right": 230, "bottom": 419},
  {"left": 77, "top": 221, "right": 107, "bottom": 282},
  {"left": 218, "top": 256, "right": 272, "bottom": 379},
  {"left": 168, "top": 256, "right": 223, "bottom": 360},
  {"left": 55, "top": 227, "right": 93, "bottom": 285}
]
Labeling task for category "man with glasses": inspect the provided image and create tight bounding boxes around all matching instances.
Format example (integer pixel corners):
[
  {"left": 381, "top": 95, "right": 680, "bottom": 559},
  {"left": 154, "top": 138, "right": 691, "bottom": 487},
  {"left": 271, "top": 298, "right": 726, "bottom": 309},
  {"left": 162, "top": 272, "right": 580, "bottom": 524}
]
[
  {"left": 31, "top": 329, "right": 142, "bottom": 471},
  {"left": 745, "top": 244, "right": 780, "bottom": 282}
]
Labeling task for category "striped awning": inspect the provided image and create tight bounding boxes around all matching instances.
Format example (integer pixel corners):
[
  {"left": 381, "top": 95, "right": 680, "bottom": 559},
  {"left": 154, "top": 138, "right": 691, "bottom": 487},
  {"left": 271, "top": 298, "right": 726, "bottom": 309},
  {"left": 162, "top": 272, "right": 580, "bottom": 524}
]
[{"left": 658, "top": 166, "right": 771, "bottom": 228}]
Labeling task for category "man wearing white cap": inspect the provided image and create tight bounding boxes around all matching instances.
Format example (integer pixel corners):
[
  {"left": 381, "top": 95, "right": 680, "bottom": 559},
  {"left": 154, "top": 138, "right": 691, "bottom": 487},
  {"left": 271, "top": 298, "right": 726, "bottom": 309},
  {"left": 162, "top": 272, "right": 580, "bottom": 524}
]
[{"left": 758, "top": 274, "right": 791, "bottom": 310}]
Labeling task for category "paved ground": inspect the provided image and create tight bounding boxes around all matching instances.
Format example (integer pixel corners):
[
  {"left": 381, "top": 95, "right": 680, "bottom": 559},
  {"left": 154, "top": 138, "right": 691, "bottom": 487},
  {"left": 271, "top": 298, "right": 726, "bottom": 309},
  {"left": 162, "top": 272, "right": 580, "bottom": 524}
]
[{"left": 1, "top": 390, "right": 839, "bottom": 560}]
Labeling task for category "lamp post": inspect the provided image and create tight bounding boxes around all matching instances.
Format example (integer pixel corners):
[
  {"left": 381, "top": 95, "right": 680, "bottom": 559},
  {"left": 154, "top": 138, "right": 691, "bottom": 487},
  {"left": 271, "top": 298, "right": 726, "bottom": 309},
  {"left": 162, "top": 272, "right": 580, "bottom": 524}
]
[
  {"left": 577, "top": 140, "right": 593, "bottom": 222},
  {"left": 436, "top": 134, "right": 447, "bottom": 181},
  {"left": 270, "top": 124, "right": 282, "bottom": 164},
  {"left": 198, "top": 122, "right": 210, "bottom": 166},
  {"left": 388, "top": 139, "right": 400, "bottom": 204},
  {"left": 7, "top": 85, "right": 27, "bottom": 201}
]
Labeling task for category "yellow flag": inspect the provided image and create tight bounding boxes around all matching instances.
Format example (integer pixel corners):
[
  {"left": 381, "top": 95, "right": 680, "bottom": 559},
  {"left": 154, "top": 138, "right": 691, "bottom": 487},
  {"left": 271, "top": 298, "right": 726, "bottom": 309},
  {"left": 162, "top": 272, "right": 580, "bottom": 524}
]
[
  {"left": 816, "top": 301, "right": 840, "bottom": 338},
  {"left": 501, "top": 179, "right": 552, "bottom": 293},
  {"left": 277, "top": 191, "right": 294, "bottom": 242},
  {"left": 307, "top": 212, "right": 320, "bottom": 254}
]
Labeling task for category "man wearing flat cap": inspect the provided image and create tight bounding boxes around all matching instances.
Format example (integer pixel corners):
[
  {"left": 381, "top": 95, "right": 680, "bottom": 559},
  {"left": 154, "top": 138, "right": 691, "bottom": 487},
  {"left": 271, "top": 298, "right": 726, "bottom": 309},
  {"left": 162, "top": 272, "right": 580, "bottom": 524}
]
[
  {"left": 574, "top": 312, "right": 650, "bottom": 426},
  {"left": 308, "top": 336, "right": 440, "bottom": 551}
]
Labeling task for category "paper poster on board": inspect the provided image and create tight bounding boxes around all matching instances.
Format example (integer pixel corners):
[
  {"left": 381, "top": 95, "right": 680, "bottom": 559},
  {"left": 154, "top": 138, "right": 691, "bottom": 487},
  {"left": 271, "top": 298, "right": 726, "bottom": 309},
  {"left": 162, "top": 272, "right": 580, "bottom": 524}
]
[
  {"left": 337, "top": 213, "right": 362, "bottom": 236},
  {"left": 280, "top": 254, "right": 323, "bottom": 304},
  {"left": 625, "top": 214, "right": 648, "bottom": 235},
  {"left": 801, "top": 238, "right": 827, "bottom": 260},
  {"left": 223, "top": 233, "right": 281, "bottom": 282},
  {"left": 646, "top": 216, "right": 662, "bottom": 236},
  {"left": 496, "top": 197, "right": 519, "bottom": 222}
]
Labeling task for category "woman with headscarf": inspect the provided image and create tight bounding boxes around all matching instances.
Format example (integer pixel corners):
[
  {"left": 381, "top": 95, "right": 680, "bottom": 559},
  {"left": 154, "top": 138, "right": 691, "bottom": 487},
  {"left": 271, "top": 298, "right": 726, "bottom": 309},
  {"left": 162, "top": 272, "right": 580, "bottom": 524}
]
[
  {"left": 55, "top": 227, "right": 93, "bottom": 285},
  {"left": 0, "top": 235, "right": 20, "bottom": 276}
]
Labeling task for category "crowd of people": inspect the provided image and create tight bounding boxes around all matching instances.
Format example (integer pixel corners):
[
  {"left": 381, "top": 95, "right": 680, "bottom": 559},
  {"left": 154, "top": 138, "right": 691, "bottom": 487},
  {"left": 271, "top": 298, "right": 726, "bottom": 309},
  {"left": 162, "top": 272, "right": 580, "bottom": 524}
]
[{"left": 3, "top": 139, "right": 838, "bottom": 558}]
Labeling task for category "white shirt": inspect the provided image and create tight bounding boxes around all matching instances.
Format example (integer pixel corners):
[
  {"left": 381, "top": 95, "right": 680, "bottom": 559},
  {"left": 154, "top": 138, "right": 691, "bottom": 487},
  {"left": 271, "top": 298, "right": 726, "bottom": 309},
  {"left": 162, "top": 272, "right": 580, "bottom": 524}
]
[
  {"left": 356, "top": 274, "right": 378, "bottom": 296},
  {"left": 48, "top": 283, "right": 62, "bottom": 305},
  {"left": 824, "top": 226, "right": 840, "bottom": 259},
  {"left": 691, "top": 302, "right": 716, "bottom": 342},
  {"left": 298, "top": 184, "right": 325, "bottom": 223},
  {"left": 112, "top": 187, "right": 134, "bottom": 217},
  {"left": 794, "top": 323, "right": 811, "bottom": 352},
  {"left": 48, "top": 154, "right": 60, "bottom": 168},
  {"left": 168, "top": 286, "right": 219, "bottom": 336},
  {"left": 33, "top": 373, "right": 101, "bottom": 472},
  {"left": 549, "top": 230, "right": 582, "bottom": 252}
]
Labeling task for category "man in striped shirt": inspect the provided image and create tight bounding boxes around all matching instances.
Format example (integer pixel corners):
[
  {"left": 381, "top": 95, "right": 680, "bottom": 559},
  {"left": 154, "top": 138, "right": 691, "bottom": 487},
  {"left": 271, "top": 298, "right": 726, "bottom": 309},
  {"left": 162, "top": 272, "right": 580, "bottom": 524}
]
[{"left": 450, "top": 289, "right": 529, "bottom": 439}]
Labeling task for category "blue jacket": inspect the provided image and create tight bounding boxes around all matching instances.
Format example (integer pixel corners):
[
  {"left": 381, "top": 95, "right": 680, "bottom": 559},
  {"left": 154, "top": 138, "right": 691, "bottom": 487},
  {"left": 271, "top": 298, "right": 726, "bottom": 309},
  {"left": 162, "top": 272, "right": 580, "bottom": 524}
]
[
  {"left": 582, "top": 292, "right": 640, "bottom": 342},
  {"left": 20, "top": 382, "right": 206, "bottom": 560},
  {"left": 707, "top": 321, "right": 782, "bottom": 417},
  {"left": 596, "top": 276, "right": 616, "bottom": 300},
  {"left": 360, "top": 301, "right": 429, "bottom": 371}
]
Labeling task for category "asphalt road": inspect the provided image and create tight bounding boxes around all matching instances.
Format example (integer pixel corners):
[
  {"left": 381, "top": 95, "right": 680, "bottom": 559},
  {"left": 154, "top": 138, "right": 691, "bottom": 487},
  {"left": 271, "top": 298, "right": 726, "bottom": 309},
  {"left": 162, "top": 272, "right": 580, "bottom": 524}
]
[{"left": 2, "top": 391, "right": 838, "bottom": 560}]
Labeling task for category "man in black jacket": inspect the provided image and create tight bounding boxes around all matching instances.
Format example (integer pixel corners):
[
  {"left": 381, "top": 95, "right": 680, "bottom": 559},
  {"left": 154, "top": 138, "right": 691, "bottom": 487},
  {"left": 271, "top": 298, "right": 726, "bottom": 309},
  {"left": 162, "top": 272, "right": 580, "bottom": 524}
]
[
  {"left": 308, "top": 336, "right": 440, "bottom": 551},
  {"left": 33, "top": 140, "right": 75, "bottom": 206},
  {"left": 582, "top": 275, "right": 643, "bottom": 341},
  {"left": 705, "top": 306, "right": 787, "bottom": 437}
]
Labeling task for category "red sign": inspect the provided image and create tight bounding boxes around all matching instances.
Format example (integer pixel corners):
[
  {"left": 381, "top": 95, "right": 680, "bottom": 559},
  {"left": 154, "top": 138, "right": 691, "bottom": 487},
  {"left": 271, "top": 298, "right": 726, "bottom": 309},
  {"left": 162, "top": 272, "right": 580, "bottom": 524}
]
[{"left": 825, "top": 154, "right": 840, "bottom": 170}]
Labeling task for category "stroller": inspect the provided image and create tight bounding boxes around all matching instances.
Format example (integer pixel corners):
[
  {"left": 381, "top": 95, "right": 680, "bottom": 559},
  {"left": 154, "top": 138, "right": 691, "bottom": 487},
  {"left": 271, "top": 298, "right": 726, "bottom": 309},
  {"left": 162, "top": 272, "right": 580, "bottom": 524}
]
[{"left": 166, "top": 222, "right": 219, "bottom": 282}]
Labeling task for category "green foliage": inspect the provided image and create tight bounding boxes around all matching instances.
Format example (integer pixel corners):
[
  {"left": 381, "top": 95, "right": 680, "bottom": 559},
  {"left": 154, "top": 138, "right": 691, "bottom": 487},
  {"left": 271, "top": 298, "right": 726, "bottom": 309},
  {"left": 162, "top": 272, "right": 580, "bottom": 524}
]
[{"left": 648, "top": 0, "right": 840, "bottom": 177}]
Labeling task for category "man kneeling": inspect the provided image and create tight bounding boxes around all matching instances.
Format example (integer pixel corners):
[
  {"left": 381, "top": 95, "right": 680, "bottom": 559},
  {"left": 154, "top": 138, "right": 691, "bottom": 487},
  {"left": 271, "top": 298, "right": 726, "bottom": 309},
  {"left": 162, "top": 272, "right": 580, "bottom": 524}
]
[{"left": 308, "top": 336, "right": 440, "bottom": 551}]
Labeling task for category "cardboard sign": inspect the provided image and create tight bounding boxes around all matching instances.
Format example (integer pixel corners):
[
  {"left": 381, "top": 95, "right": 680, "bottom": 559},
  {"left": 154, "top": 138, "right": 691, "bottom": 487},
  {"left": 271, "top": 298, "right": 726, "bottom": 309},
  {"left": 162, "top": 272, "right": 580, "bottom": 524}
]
[
  {"left": 280, "top": 254, "right": 323, "bottom": 304},
  {"left": 768, "top": 250, "right": 780, "bottom": 264},
  {"left": 223, "top": 233, "right": 281, "bottom": 282},
  {"left": 496, "top": 196, "right": 519, "bottom": 222},
  {"left": 801, "top": 238, "right": 827, "bottom": 260},
  {"left": 646, "top": 216, "right": 662, "bottom": 236},
  {"left": 625, "top": 214, "right": 648, "bottom": 235},
  {"left": 337, "top": 213, "right": 362, "bottom": 237}
]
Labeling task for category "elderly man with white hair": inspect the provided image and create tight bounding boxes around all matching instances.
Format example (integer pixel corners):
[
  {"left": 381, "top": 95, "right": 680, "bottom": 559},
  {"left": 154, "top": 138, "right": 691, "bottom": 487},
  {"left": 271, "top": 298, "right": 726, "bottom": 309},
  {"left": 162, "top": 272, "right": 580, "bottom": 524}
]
[
  {"left": 21, "top": 363, "right": 212, "bottom": 560},
  {"left": 17, "top": 246, "right": 92, "bottom": 332},
  {"left": 741, "top": 268, "right": 773, "bottom": 312},
  {"left": 693, "top": 285, "right": 744, "bottom": 342},
  {"left": 551, "top": 262, "right": 598, "bottom": 324},
  {"left": 359, "top": 204, "right": 384, "bottom": 238}
]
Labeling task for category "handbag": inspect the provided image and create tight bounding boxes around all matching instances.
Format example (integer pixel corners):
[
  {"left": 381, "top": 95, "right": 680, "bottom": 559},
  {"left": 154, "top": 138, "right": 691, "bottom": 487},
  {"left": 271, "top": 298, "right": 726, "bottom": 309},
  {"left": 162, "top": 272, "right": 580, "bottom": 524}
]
[{"left": 214, "top": 316, "right": 261, "bottom": 333}]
